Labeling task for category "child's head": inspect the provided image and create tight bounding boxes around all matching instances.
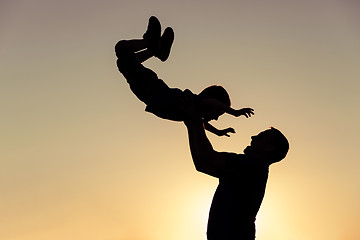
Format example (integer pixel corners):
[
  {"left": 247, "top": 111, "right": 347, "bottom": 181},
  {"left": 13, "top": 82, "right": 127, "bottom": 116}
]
[
  {"left": 198, "top": 85, "right": 231, "bottom": 121},
  {"left": 199, "top": 85, "right": 231, "bottom": 106}
]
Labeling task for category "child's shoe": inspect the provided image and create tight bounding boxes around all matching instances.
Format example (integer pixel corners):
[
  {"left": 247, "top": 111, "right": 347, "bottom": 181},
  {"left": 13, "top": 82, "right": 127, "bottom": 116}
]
[
  {"left": 143, "top": 16, "right": 161, "bottom": 51},
  {"left": 156, "top": 27, "right": 174, "bottom": 62}
]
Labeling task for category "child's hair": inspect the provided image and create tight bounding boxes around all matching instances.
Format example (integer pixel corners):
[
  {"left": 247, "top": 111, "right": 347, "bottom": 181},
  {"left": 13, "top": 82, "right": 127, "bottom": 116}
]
[
  {"left": 199, "top": 85, "right": 231, "bottom": 106},
  {"left": 267, "top": 127, "right": 289, "bottom": 164}
]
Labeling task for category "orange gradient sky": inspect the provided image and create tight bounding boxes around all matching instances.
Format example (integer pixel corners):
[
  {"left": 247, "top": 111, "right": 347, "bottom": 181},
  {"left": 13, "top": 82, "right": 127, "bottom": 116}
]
[{"left": 1, "top": 0, "right": 359, "bottom": 240}]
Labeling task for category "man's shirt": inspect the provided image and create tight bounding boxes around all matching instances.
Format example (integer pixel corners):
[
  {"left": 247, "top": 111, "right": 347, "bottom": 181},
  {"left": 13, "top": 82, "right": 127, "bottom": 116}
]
[{"left": 207, "top": 152, "right": 269, "bottom": 240}]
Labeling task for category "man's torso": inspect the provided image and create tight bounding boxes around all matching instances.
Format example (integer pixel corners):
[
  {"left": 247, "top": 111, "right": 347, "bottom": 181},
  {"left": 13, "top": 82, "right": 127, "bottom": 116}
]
[{"left": 207, "top": 153, "right": 269, "bottom": 240}]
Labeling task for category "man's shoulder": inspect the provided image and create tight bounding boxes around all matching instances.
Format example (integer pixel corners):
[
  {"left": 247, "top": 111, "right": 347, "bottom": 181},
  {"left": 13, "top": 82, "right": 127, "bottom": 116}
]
[
  {"left": 220, "top": 152, "right": 246, "bottom": 160},
  {"left": 220, "top": 152, "right": 268, "bottom": 169}
]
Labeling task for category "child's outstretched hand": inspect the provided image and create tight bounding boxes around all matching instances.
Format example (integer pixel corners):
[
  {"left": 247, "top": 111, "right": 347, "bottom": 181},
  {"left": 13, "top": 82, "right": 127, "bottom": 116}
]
[
  {"left": 218, "top": 127, "right": 236, "bottom": 137},
  {"left": 233, "top": 108, "right": 254, "bottom": 118}
]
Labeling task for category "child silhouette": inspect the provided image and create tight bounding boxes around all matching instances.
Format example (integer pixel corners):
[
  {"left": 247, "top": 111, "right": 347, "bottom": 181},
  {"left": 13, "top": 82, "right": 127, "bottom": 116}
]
[{"left": 115, "top": 16, "right": 254, "bottom": 137}]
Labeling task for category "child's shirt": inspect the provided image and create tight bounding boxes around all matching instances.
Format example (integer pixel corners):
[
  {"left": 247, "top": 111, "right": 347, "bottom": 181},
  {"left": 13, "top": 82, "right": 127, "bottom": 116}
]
[
  {"left": 116, "top": 48, "right": 200, "bottom": 122},
  {"left": 145, "top": 84, "right": 200, "bottom": 121}
]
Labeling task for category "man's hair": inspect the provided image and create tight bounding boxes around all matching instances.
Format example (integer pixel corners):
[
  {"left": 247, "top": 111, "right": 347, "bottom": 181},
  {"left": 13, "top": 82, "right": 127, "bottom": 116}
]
[
  {"left": 199, "top": 85, "right": 231, "bottom": 107},
  {"left": 266, "top": 127, "right": 289, "bottom": 164}
]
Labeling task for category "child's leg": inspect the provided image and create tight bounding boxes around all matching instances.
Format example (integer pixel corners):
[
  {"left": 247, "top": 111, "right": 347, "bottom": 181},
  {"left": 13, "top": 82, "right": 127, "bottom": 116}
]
[
  {"left": 115, "top": 39, "right": 148, "bottom": 54},
  {"left": 116, "top": 37, "right": 162, "bottom": 105},
  {"left": 135, "top": 49, "right": 154, "bottom": 63},
  {"left": 115, "top": 39, "right": 154, "bottom": 63},
  {"left": 115, "top": 16, "right": 174, "bottom": 106},
  {"left": 115, "top": 16, "right": 161, "bottom": 63}
]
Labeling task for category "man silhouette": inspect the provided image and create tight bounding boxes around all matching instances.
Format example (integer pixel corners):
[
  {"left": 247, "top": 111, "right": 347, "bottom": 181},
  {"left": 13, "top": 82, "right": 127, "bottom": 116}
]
[{"left": 182, "top": 94, "right": 289, "bottom": 240}]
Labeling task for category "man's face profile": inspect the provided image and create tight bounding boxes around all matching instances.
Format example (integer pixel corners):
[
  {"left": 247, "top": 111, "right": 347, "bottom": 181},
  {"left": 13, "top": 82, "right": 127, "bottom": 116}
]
[{"left": 244, "top": 130, "right": 274, "bottom": 159}]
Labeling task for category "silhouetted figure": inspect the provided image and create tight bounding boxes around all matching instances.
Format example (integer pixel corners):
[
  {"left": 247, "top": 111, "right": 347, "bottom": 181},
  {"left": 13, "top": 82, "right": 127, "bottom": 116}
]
[
  {"left": 181, "top": 93, "right": 289, "bottom": 240},
  {"left": 115, "top": 16, "right": 254, "bottom": 137}
]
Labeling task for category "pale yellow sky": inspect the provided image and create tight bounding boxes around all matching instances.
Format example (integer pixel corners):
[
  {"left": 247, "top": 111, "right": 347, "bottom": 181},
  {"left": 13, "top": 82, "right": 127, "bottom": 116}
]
[{"left": 1, "top": 0, "right": 360, "bottom": 240}]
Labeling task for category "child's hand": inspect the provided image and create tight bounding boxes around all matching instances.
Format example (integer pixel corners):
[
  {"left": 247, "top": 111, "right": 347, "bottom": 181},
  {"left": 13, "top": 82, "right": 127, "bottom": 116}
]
[
  {"left": 234, "top": 108, "right": 254, "bottom": 118},
  {"left": 218, "top": 127, "right": 236, "bottom": 137}
]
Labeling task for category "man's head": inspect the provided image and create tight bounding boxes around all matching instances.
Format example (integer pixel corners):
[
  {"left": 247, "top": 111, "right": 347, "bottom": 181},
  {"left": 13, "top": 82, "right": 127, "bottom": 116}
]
[
  {"left": 198, "top": 85, "right": 231, "bottom": 121},
  {"left": 244, "top": 127, "right": 289, "bottom": 164}
]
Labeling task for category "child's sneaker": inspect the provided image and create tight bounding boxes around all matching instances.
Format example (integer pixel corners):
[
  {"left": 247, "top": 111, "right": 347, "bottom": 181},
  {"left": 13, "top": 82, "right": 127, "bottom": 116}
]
[
  {"left": 143, "top": 16, "right": 161, "bottom": 51},
  {"left": 156, "top": 27, "right": 174, "bottom": 62}
]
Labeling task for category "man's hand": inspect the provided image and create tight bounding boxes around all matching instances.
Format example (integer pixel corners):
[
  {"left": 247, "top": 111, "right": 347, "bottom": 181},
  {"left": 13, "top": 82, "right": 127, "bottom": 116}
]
[{"left": 233, "top": 108, "right": 254, "bottom": 118}]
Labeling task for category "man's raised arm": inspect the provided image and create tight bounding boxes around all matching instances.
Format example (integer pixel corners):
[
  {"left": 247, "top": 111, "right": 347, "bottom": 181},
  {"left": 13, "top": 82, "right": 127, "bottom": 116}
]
[{"left": 182, "top": 93, "right": 226, "bottom": 178}]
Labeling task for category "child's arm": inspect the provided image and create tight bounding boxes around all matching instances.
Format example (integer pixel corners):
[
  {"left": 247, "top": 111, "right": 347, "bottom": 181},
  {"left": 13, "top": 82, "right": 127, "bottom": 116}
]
[
  {"left": 228, "top": 107, "right": 254, "bottom": 118},
  {"left": 200, "top": 98, "right": 254, "bottom": 118},
  {"left": 204, "top": 122, "right": 236, "bottom": 137}
]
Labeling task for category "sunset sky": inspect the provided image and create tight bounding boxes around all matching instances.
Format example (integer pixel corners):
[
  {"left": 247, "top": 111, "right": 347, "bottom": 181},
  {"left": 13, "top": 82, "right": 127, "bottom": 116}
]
[{"left": 1, "top": 0, "right": 359, "bottom": 239}]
